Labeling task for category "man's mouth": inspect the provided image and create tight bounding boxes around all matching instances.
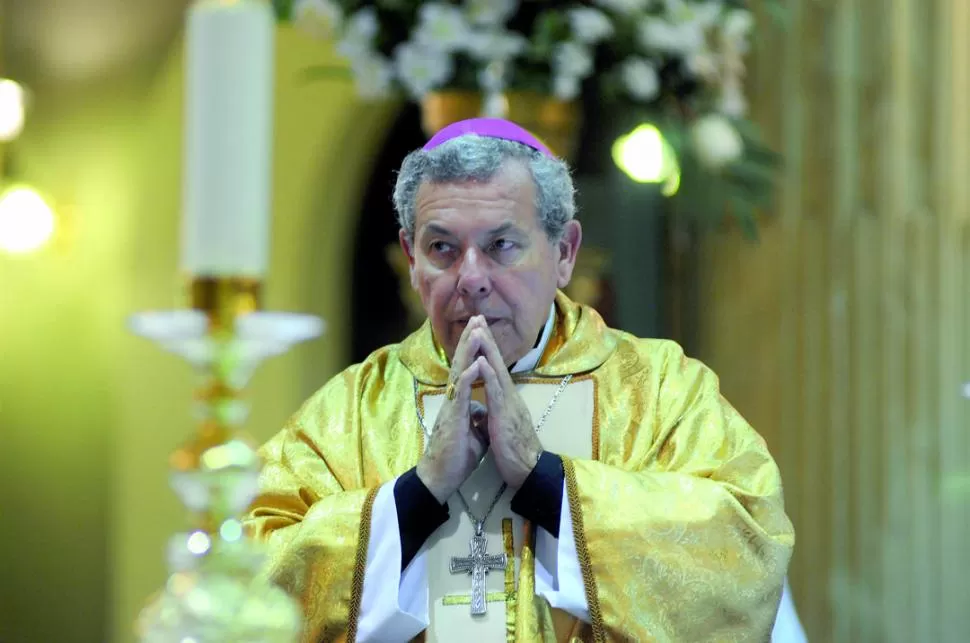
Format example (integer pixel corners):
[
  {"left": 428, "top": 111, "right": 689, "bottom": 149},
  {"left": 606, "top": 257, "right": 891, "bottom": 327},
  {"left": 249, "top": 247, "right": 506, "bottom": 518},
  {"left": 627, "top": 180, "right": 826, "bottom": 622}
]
[{"left": 455, "top": 316, "right": 503, "bottom": 326}]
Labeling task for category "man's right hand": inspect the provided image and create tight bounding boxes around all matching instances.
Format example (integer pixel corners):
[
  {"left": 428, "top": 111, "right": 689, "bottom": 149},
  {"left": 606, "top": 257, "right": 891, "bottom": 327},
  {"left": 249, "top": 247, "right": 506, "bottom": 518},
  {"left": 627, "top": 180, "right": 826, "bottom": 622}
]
[{"left": 416, "top": 316, "right": 490, "bottom": 504}]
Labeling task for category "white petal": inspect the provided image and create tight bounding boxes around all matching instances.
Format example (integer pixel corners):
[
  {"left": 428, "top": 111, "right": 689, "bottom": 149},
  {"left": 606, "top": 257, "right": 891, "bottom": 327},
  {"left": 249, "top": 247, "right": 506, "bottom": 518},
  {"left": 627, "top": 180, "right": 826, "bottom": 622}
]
[
  {"left": 691, "top": 114, "right": 744, "bottom": 169},
  {"left": 553, "top": 75, "right": 581, "bottom": 100}
]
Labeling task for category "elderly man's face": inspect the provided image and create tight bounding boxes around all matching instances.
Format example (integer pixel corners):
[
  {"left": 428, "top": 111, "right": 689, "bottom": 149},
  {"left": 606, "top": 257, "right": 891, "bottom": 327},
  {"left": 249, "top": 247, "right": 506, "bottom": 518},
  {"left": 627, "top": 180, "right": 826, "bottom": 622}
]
[{"left": 400, "top": 160, "right": 582, "bottom": 365}]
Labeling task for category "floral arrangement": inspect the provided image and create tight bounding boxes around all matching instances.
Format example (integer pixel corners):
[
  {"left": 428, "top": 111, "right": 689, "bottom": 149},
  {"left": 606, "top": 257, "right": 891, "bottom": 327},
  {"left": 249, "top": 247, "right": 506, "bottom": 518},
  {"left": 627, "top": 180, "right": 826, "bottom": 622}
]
[{"left": 272, "top": 0, "right": 786, "bottom": 237}]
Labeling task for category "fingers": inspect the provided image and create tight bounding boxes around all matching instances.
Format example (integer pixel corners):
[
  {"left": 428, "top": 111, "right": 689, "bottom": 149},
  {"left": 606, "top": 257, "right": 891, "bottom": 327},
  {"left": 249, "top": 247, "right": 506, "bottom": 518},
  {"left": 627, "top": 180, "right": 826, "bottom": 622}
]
[
  {"left": 450, "top": 317, "right": 485, "bottom": 380},
  {"left": 478, "top": 356, "right": 504, "bottom": 407},
  {"left": 474, "top": 323, "right": 515, "bottom": 392},
  {"left": 453, "top": 356, "right": 484, "bottom": 409}
]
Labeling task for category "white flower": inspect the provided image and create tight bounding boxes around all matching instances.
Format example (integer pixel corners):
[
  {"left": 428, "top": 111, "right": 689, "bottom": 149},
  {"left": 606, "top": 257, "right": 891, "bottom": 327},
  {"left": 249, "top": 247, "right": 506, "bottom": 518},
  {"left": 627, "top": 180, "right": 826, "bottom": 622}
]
[
  {"left": 722, "top": 8, "right": 754, "bottom": 41},
  {"left": 350, "top": 53, "right": 395, "bottom": 98},
  {"left": 553, "top": 42, "right": 594, "bottom": 79},
  {"left": 686, "top": 49, "right": 720, "bottom": 80},
  {"left": 639, "top": 16, "right": 706, "bottom": 55},
  {"left": 336, "top": 8, "right": 379, "bottom": 60},
  {"left": 592, "top": 0, "right": 650, "bottom": 15},
  {"left": 394, "top": 42, "right": 455, "bottom": 98},
  {"left": 553, "top": 75, "right": 581, "bottom": 100},
  {"left": 718, "top": 80, "right": 748, "bottom": 117},
  {"left": 478, "top": 61, "right": 507, "bottom": 91},
  {"left": 464, "top": 0, "right": 518, "bottom": 26},
  {"left": 621, "top": 58, "right": 660, "bottom": 100},
  {"left": 641, "top": 0, "right": 721, "bottom": 55},
  {"left": 414, "top": 3, "right": 471, "bottom": 53},
  {"left": 568, "top": 8, "right": 614, "bottom": 44},
  {"left": 665, "top": 0, "right": 723, "bottom": 28},
  {"left": 721, "top": 8, "right": 754, "bottom": 53},
  {"left": 292, "top": 0, "right": 342, "bottom": 40},
  {"left": 344, "top": 7, "right": 378, "bottom": 40},
  {"left": 467, "top": 30, "right": 528, "bottom": 61},
  {"left": 691, "top": 114, "right": 744, "bottom": 170},
  {"left": 482, "top": 92, "right": 509, "bottom": 117}
]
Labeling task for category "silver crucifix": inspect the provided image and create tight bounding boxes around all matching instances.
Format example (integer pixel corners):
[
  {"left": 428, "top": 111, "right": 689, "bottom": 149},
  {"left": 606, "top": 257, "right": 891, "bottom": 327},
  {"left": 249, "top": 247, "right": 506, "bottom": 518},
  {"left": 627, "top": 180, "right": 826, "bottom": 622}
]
[{"left": 449, "top": 522, "right": 508, "bottom": 615}]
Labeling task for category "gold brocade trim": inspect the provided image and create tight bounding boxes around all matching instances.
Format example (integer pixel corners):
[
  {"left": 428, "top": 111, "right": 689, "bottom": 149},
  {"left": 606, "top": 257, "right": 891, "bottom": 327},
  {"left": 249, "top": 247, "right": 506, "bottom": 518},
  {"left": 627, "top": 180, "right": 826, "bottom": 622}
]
[
  {"left": 188, "top": 275, "right": 262, "bottom": 331},
  {"left": 441, "top": 591, "right": 509, "bottom": 606},
  {"left": 502, "top": 518, "right": 516, "bottom": 643},
  {"left": 562, "top": 458, "right": 606, "bottom": 643},
  {"left": 347, "top": 487, "right": 379, "bottom": 643},
  {"left": 416, "top": 386, "right": 427, "bottom": 455},
  {"left": 508, "top": 373, "right": 592, "bottom": 387},
  {"left": 590, "top": 377, "right": 600, "bottom": 461}
]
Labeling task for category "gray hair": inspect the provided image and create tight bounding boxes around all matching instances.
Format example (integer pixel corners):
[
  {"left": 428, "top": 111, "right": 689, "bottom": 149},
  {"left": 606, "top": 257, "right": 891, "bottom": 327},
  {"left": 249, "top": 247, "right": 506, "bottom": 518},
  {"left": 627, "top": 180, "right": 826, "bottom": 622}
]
[{"left": 392, "top": 134, "right": 576, "bottom": 243}]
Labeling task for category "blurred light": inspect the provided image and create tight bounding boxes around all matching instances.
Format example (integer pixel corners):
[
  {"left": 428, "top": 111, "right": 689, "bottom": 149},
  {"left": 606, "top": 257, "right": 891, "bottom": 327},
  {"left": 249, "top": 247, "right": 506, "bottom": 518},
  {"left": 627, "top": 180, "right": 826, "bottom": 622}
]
[
  {"left": 166, "top": 572, "right": 195, "bottom": 595},
  {"left": 200, "top": 439, "right": 257, "bottom": 471},
  {"left": 612, "top": 124, "right": 681, "bottom": 196},
  {"left": 0, "top": 79, "right": 26, "bottom": 142},
  {"left": 219, "top": 519, "right": 243, "bottom": 542},
  {"left": 186, "top": 530, "right": 211, "bottom": 555},
  {"left": 0, "top": 185, "right": 56, "bottom": 254}
]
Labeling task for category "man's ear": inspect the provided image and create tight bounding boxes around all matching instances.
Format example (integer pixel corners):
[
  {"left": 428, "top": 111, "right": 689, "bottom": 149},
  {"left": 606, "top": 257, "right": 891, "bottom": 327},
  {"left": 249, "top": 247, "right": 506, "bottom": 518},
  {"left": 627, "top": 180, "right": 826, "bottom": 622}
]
[
  {"left": 399, "top": 228, "right": 418, "bottom": 290},
  {"left": 555, "top": 220, "right": 583, "bottom": 288}
]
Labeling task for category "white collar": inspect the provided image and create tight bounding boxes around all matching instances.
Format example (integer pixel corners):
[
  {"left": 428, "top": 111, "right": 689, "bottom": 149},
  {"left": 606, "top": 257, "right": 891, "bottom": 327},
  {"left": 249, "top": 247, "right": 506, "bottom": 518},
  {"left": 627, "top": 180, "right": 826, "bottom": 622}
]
[{"left": 510, "top": 304, "right": 555, "bottom": 374}]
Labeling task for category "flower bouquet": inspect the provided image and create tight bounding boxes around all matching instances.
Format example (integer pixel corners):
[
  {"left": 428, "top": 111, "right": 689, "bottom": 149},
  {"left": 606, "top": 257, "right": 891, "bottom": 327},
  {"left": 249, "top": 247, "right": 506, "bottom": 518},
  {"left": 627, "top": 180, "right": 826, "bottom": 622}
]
[{"left": 272, "top": 0, "right": 786, "bottom": 237}]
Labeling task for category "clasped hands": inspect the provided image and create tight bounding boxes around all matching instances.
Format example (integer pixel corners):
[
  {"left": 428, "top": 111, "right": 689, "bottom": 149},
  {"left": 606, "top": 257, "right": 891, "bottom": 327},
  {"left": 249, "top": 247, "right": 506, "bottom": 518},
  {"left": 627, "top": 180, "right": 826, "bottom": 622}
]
[{"left": 416, "top": 315, "right": 542, "bottom": 504}]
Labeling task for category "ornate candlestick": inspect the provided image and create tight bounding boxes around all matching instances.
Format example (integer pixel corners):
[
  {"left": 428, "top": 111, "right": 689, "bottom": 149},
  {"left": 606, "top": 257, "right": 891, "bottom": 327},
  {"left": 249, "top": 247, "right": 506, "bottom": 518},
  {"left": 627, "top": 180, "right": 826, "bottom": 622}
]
[
  {"left": 130, "top": 277, "right": 321, "bottom": 642},
  {"left": 129, "top": 2, "right": 315, "bottom": 637}
]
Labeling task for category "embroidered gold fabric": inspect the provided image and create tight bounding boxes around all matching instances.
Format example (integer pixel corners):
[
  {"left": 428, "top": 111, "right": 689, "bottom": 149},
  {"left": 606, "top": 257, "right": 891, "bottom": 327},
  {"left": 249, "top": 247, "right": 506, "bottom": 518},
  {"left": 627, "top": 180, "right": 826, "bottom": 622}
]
[{"left": 244, "top": 291, "right": 794, "bottom": 642}]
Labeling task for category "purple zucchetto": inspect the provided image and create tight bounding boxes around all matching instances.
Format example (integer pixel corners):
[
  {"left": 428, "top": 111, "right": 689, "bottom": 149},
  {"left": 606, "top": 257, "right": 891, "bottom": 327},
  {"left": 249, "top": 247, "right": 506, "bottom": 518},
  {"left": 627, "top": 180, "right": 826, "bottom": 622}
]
[{"left": 423, "top": 117, "right": 555, "bottom": 158}]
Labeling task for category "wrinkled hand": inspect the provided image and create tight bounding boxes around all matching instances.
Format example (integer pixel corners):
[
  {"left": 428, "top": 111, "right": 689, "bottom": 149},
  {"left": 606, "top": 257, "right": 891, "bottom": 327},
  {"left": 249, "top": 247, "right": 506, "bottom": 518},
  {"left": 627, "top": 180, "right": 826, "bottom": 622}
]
[
  {"left": 476, "top": 324, "right": 543, "bottom": 489},
  {"left": 416, "top": 317, "right": 490, "bottom": 503}
]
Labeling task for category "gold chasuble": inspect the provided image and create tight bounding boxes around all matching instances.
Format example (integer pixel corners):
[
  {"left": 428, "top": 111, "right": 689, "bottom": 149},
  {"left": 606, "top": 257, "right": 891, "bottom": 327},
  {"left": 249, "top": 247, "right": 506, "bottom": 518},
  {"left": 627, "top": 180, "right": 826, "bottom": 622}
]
[{"left": 245, "top": 292, "right": 795, "bottom": 642}]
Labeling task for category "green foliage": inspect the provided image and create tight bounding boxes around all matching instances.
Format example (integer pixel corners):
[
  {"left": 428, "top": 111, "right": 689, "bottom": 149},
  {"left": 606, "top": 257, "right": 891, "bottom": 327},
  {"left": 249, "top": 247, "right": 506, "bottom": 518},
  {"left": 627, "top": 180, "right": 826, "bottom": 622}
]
[
  {"left": 272, "top": 0, "right": 792, "bottom": 239},
  {"left": 271, "top": 0, "right": 295, "bottom": 21}
]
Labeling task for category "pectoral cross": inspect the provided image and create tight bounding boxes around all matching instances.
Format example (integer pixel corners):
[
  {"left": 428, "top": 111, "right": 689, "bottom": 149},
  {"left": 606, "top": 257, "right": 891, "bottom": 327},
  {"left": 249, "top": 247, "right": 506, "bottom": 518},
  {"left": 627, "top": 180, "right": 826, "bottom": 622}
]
[{"left": 449, "top": 522, "right": 508, "bottom": 616}]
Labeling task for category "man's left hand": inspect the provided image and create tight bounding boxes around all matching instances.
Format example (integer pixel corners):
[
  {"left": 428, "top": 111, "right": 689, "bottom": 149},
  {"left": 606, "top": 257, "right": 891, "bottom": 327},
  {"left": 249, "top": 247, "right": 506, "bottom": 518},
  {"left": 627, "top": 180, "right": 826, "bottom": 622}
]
[{"left": 475, "top": 324, "right": 542, "bottom": 488}]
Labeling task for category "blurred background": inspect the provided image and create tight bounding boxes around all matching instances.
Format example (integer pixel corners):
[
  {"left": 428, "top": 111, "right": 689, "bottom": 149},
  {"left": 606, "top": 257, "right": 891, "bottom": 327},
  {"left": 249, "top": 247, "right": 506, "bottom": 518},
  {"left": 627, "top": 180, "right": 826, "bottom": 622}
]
[{"left": 0, "top": 0, "right": 967, "bottom": 641}]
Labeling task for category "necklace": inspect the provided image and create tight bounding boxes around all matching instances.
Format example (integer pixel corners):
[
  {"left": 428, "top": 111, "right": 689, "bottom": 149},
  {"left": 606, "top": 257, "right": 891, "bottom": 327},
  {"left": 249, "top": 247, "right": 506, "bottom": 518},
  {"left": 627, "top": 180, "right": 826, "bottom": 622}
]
[{"left": 412, "top": 373, "right": 572, "bottom": 616}]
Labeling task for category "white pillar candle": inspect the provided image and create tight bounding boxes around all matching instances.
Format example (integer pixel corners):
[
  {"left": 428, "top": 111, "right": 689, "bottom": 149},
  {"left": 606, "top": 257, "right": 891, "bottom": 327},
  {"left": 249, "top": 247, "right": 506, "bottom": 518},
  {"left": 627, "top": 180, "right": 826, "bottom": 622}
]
[{"left": 181, "top": 0, "right": 274, "bottom": 277}]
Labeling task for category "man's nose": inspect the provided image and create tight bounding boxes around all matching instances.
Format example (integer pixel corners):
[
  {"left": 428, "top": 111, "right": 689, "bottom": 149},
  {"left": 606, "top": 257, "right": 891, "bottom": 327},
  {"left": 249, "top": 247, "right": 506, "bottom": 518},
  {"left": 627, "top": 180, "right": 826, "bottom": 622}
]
[{"left": 456, "top": 249, "right": 492, "bottom": 298}]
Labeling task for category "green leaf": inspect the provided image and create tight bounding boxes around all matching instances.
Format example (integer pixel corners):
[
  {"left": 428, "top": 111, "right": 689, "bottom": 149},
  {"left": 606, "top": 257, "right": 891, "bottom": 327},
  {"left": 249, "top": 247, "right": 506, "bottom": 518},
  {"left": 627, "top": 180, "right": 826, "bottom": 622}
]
[
  {"left": 764, "top": 1, "right": 791, "bottom": 28},
  {"left": 737, "top": 212, "right": 760, "bottom": 241},
  {"left": 271, "top": 0, "right": 295, "bottom": 21},
  {"left": 530, "top": 10, "right": 569, "bottom": 59}
]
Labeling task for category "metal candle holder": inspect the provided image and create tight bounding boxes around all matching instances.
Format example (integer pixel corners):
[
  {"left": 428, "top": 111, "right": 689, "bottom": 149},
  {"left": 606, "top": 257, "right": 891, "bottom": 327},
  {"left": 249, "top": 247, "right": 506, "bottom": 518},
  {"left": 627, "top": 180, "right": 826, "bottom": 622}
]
[{"left": 129, "top": 277, "right": 322, "bottom": 642}]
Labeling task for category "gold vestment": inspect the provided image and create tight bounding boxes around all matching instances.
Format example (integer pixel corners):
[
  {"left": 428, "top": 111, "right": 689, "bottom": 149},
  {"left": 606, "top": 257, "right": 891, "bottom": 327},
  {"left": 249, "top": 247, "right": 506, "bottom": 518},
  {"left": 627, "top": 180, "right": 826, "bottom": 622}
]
[{"left": 245, "top": 292, "right": 795, "bottom": 642}]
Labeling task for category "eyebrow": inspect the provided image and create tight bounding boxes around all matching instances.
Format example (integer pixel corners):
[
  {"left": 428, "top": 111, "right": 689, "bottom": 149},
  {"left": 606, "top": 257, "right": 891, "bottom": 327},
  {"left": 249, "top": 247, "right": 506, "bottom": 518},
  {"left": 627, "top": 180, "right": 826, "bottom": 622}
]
[
  {"left": 422, "top": 223, "right": 457, "bottom": 238},
  {"left": 421, "top": 222, "right": 522, "bottom": 237},
  {"left": 487, "top": 222, "right": 520, "bottom": 237}
]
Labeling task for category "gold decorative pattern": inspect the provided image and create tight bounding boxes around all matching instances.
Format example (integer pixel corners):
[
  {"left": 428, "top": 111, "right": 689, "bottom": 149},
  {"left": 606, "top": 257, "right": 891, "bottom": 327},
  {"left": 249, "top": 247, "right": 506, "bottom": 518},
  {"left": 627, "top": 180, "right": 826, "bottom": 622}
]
[
  {"left": 562, "top": 457, "right": 606, "bottom": 643},
  {"left": 441, "top": 592, "right": 507, "bottom": 606},
  {"left": 502, "top": 518, "right": 516, "bottom": 643},
  {"left": 346, "top": 486, "right": 379, "bottom": 643}
]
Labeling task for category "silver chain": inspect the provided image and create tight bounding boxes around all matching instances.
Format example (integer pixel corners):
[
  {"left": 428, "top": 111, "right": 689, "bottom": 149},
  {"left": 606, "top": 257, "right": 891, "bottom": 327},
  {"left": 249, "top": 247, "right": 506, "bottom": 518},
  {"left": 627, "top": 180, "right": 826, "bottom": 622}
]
[{"left": 413, "top": 373, "right": 572, "bottom": 533}]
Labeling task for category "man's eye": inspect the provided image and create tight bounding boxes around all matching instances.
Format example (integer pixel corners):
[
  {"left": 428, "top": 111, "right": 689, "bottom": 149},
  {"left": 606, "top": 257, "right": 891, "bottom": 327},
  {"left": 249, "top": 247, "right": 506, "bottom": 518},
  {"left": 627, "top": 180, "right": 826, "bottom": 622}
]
[
  {"left": 491, "top": 239, "right": 516, "bottom": 252},
  {"left": 428, "top": 241, "right": 453, "bottom": 254}
]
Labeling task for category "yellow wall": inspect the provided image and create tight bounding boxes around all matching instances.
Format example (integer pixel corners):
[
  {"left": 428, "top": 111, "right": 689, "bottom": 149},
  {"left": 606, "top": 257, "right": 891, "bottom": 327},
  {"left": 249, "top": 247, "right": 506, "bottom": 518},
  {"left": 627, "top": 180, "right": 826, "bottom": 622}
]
[
  {"left": 0, "top": 78, "right": 143, "bottom": 643},
  {"left": 693, "top": 1, "right": 970, "bottom": 641},
  {"left": 0, "top": 25, "right": 397, "bottom": 643}
]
